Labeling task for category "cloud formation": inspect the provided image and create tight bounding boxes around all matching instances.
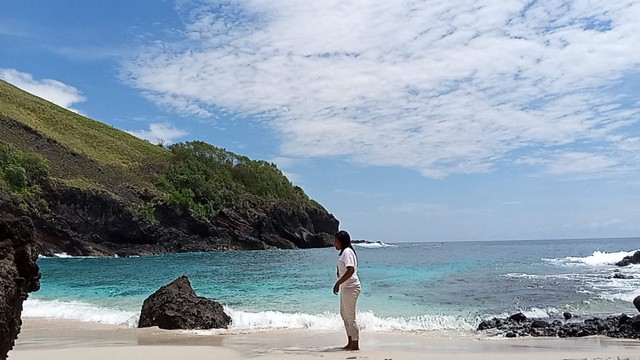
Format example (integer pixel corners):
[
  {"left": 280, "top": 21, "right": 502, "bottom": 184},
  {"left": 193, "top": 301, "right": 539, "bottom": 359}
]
[
  {"left": 127, "top": 122, "right": 188, "bottom": 144},
  {"left": 0, "top": 68, "right": 86, "bottom": 113},
  {"left": 123, "top": 0, "right": 640, "bottom": 178}
]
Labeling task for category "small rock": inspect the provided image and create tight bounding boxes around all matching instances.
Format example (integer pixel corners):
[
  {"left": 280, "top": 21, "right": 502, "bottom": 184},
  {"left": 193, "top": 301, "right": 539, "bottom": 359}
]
[
  {"left": 613, "top": 273, "right": 634, "bottom": 279},
  {"left": 477, "top": 319, "right": 497, "bottom": 331},
  {"left": 563, "top": 312, "right": 572, "bottom": 320},
  {"left": 509, "top": 313, "right": 527, "bottom": 322},
  {"left": 505, "top": 332, "right": 517, "bottom": 338},
  {"left": 531, "top": 320, "right": 549, "bottom": 328}
]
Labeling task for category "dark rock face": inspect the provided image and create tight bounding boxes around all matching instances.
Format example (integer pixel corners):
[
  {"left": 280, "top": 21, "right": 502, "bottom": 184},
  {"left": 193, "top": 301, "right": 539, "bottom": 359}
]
[
  {"left": 138, "top": 276, "right": 230, "bottom": 330},
  {"left": 509, "top": 312, "right": 527, "bottom": 322},
  {"left": 0, "top": 216, "right": 41, "bottom": 360},
  {"left": 616, "top": 251, "right": 640, "bottom": 267},
  {"left": 0, "top": 183, "right": 338, "bottom": 257},
  {"left": 477, "top": 313, "right": 640, "bottom": 339}
]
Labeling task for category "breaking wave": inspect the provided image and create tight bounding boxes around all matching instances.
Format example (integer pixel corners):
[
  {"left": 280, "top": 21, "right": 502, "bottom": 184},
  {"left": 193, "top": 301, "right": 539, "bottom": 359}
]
[
  {"left": 544, "top": 249, "right": 640, "bottom": 267},
  {"left": 22, "top": 299, "right": 475, "bottom": 332},
  {"left": 352, "top": 241, "right": 397, "bottom": 249}
]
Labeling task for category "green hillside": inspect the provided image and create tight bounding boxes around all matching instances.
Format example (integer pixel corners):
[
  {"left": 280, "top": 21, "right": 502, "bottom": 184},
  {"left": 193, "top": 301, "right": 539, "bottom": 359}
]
[
  {"left": 0, "top": 79, "right": 320, "bottom": 213},
  {"left": 0, "top": 80, "right": 169, "bottom": 170}
]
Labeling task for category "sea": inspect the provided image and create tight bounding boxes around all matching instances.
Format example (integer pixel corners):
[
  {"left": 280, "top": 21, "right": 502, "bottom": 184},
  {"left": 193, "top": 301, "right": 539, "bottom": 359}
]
[{"left": 24, "top": 238, "right": 640, "bottom": 334}]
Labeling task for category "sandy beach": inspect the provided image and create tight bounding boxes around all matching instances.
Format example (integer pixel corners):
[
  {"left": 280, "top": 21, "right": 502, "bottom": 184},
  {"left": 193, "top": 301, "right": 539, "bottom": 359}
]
[{"left": 9, "top": 318, "right": 640, "bottom": 360}]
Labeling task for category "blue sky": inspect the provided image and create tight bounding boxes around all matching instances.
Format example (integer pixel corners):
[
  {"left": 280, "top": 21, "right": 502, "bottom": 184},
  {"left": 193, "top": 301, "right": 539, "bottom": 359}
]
[{"left": 2, "top": 0, "right": 640, "bottom": 242}]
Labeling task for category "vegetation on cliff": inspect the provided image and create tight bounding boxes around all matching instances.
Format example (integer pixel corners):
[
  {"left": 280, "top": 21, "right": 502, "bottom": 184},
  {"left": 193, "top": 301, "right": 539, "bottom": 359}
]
[
  {"left": 0, "top": 141, "right": 48, "bottom": 196},
  {"left": 158, "top": 141, "right": 322, "bottom": 219}
]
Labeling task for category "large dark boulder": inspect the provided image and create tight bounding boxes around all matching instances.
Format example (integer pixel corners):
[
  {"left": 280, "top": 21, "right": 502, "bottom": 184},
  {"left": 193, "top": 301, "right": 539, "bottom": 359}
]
[
  {"left": 616, "top": 251, "right": 640, "bottom": 267},
  {"left": 0, "top": 216, "right": 41, "bottom": 360},
  {"left": 138, "top": 276, "right": 230, "bottom": 330}
]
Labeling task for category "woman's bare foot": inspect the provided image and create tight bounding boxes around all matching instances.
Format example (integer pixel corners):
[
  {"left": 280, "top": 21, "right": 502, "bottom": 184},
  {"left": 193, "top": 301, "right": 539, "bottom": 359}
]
[
  {"left": 348, "top": 340, "right": 359, "bottom": 351},
  {"left": 342, "top": 336, "right": 352, "bottom": 349}
]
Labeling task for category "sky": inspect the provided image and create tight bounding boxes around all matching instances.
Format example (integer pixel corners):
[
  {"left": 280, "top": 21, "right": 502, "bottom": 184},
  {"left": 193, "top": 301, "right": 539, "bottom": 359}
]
[{"left": 1, "top": 0, "right": 640, "bottom": 242}]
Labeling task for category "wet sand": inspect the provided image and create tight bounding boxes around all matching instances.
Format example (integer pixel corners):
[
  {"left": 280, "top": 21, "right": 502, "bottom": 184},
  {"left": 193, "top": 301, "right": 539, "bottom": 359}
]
[{"left": 9, "top": 318, "right": 640, "bottom": 360}]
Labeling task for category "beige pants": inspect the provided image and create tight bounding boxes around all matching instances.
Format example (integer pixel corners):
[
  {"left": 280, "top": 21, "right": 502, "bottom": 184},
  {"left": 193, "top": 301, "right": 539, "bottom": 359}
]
[{"left": 339, "top": 285, "right": 361, "bottom": 341}]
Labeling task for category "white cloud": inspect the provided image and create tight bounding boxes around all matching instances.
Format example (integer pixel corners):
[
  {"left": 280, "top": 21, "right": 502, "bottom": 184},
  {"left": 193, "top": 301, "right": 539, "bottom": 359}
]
[
  {"left": 518, "top": 151, "right": 620, "bottom": 176},
  {"left": 0, "top": 68, "right": 86, "bottom": 112},
  {"left": 123, "top": 0, "right": 640, "bottom": 178},
  {"left": 127, "top": 123, "right": 188, "bottom": 144}
]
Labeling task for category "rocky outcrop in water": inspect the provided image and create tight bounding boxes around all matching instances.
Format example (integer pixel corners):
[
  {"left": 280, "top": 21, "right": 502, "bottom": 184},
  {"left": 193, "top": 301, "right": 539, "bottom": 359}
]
[
  {"left": 0, "top": 216, "right": 41, "bottom": 360},
  {"left": 616, "top": 251, "right": 640, "bottom": 267},
  {"left": 477, "top": 312, "right": 640, "bottom": 339},
  {"left": 138, "top": 276, "right": 230, "bottom": 330}
]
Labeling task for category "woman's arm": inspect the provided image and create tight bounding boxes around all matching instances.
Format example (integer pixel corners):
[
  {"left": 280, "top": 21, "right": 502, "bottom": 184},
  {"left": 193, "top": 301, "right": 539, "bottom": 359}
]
[{"left": 333, "top": 266, "right": 355, "bottom": 294}]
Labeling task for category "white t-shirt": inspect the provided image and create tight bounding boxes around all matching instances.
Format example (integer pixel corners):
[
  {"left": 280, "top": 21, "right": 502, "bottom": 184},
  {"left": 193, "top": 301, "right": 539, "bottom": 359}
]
[{"left": 337, "top": 247, "right": 360, "bottom": 288}]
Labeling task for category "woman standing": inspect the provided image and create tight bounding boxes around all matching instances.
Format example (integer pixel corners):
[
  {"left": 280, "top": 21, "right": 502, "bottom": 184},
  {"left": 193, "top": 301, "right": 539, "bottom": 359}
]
[{"left": 333, "top": 230, "right": 361, "bottom": 351}]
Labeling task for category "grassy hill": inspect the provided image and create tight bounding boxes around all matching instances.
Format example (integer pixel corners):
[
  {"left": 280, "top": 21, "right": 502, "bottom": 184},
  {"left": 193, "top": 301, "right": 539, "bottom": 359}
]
[
  {"left": 0, "top": 80, "right": 169, "bottom": 170},
  {"left": 0, "top": 80, "right": 319, "bottom": 210},
  {"left": 0, "top": 80, "right": 170, "bottom": 195},
  {"left": 0, "top": 80, "right": 334, "bottom": 256}
]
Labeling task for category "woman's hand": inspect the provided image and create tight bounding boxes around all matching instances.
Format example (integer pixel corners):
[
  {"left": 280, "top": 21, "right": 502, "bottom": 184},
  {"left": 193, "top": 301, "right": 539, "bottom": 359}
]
[{"left": 333, "top": 282, "right": 340, "bottom": 295}]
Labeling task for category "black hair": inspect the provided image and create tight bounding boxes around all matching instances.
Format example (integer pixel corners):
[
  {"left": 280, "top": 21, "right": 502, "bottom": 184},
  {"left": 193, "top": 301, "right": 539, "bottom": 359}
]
[{"left": 335, "top": 230, "right": 355, "bottom": 256}]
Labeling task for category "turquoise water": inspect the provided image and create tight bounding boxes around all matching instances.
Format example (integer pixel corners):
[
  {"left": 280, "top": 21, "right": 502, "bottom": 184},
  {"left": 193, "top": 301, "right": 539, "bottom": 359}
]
[{"left": 25, "top": 238, "right": 640, "bottom": 332}]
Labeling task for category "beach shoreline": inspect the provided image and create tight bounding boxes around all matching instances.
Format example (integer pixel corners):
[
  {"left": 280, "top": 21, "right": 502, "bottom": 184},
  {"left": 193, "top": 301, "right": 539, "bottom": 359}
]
[{"left": 9, "top": 318, "right": 640, "bottom": 360}]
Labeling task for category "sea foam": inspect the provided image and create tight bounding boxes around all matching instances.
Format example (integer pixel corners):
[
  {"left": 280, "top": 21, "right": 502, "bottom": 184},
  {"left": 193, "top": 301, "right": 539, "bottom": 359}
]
[
  {"left": 38, "top": 253, "right": 99, "bottom": 259},
  {"left": 224, "top": 307, "right": 475, "bottom": 332},
  {"left": 353, "top": 242, "right": 397, "bottom": 249},
  {"left": 545, "top": 249, "right": 640, "bottom": 267},
  {"left": 22, "top": 299, "right": 139, "bottom": 327},
  {"left": 23, "top": 299, "right": 476, "bottom": 332}
]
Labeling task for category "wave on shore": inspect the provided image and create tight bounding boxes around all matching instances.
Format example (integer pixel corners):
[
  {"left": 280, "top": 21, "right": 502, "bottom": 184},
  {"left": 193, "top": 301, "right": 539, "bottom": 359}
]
[
  {"left": 22, "top": 299, "right": 139, "bottom": 326},
  {"left": 22, "top": 299, "right": 476, "bottom": 332},
  {"left": 352, "top": 241, "right": 397, "bottom": 249},
  {"left": 544, "top": 249, "right": 640, "bottom": 267},
  {"left": 224, "top": 307, "right": 476, "bottom": 332}
]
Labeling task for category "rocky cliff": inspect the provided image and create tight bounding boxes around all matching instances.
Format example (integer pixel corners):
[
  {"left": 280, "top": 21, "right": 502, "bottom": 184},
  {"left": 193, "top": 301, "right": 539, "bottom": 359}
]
[
  {"left": 0, "top": 184, "right": 337, "bottom": 257},
  {"left": 0, "top": 216, "right": 41, "bottom": 360}
]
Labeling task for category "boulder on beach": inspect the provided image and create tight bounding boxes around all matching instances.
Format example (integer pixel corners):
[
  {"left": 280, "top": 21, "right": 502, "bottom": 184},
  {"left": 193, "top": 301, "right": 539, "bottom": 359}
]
[
  {"left": 615, "top": 251, "right": 640, "bottom": 267},
  {"left": 138, "top": 276, "right": 230, "bottom": 330},
  {"left": 0, "top": 216, "right": 41, "bottom": 360}
]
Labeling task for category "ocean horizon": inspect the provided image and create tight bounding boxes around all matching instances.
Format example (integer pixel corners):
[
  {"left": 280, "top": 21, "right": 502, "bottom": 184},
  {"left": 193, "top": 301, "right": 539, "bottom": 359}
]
[{"left": 25, "top": 237, "right": 640, "bottom": 334}]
